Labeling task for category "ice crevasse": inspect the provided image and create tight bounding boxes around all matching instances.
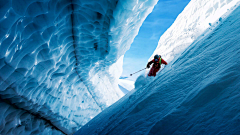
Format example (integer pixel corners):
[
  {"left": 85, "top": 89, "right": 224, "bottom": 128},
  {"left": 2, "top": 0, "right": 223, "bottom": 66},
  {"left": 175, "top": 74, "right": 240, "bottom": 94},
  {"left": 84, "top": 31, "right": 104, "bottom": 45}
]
[
  {"left": 76, "top": 0, "right": 240, "bottom": 134},
  {"left": 0, "top": 0, "right": 158, "bottom": 134}
]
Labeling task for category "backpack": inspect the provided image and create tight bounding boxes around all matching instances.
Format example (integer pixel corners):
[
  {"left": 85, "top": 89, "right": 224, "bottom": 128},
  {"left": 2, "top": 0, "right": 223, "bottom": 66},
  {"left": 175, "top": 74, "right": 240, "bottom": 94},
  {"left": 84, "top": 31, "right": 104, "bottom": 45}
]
[{"left": 159, "top": 58, "right": 162, "bottom": 64}]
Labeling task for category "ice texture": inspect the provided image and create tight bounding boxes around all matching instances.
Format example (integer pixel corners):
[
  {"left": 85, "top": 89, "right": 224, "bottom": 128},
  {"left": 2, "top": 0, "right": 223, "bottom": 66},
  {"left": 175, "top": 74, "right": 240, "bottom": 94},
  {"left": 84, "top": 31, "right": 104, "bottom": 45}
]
[
  {"left": 0, "top": 0, "right": 157, "bottom": 134},
  {"left": 75, "top": 2, "right": 240, "bottom": 135},
  {"left": 0, "top": 100, "right": 63, "bottom": 135}
]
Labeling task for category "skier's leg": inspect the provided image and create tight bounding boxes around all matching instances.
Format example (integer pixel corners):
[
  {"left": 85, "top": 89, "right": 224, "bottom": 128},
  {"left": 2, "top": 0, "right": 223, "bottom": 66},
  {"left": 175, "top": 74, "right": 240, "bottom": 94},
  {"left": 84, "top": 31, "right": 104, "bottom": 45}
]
[
  {"left": 148, "top": 67, "right": 155, "bottom": 76},
  {"left": 153, "top": 68, "right": 160, "bottom": 77}
]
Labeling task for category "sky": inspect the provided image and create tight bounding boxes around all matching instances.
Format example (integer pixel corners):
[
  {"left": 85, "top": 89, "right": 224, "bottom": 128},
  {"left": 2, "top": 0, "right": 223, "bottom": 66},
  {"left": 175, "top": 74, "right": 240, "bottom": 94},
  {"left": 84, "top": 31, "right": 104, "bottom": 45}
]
[{"left": 121, "top": 0, "right": 191, "bottom": 81}]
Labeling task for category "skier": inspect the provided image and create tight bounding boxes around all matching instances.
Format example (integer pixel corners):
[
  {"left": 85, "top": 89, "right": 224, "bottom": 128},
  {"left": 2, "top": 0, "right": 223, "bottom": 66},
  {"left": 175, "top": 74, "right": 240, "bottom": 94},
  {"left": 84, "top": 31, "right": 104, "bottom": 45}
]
[{"left": 147, "top": 54, "right": 167, "bottom": 77}]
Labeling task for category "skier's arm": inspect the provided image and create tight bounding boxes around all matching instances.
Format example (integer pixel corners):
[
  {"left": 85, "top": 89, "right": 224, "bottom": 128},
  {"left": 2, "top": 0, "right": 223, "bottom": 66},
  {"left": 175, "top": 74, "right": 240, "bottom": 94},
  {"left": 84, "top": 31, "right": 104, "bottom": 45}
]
[
  {"left": 162, "top": 59, "right": 168, "bottom": 65},
  {"left": 147, "top": 60, "right": 154, "bottom": 68}
]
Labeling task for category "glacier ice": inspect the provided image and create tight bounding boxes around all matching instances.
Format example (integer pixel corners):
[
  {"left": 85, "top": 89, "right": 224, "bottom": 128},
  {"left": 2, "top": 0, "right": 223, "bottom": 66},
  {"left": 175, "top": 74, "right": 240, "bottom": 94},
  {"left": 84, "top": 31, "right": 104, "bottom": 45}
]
[
  {"left": 75, "top": 1, "right": 240, "bottom": 135},
  {"left": 0, "top": 100, "right": 63, "bottom": 135},
  {"left": 0, "top": 0, "right": 157, "bottom": 134}
]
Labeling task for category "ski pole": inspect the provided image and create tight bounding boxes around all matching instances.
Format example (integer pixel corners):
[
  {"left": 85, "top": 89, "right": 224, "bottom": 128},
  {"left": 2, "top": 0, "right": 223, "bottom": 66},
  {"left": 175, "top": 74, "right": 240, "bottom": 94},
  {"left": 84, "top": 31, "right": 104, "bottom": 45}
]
[{"left": 130, "top": 68, "right": 147, "bottom": 76}]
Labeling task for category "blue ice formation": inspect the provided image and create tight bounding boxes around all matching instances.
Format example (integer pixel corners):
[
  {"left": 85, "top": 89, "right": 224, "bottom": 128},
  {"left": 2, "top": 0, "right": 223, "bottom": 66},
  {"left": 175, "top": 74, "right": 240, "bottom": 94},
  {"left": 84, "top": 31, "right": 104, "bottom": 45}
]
[
  {"left": 76, "top": 5, "right": 240, "bottom": 135},
  {"left": 0, "top": 0, "right": 157, "bottom": 134}
]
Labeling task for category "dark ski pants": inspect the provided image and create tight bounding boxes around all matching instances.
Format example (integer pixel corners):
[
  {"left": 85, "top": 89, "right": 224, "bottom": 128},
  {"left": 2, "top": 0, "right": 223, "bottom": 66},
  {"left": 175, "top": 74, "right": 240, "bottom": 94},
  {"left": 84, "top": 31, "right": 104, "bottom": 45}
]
[{"left": 148, "top": 67, "right": 160, "bottom": 77}]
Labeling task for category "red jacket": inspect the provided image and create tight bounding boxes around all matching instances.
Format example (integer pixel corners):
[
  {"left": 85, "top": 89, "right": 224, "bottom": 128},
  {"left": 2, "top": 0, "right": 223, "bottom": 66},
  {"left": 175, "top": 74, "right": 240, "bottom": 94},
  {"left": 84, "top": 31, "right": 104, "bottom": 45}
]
[{"left": 147, "top": 58, "right": 167, "bottom": 69}]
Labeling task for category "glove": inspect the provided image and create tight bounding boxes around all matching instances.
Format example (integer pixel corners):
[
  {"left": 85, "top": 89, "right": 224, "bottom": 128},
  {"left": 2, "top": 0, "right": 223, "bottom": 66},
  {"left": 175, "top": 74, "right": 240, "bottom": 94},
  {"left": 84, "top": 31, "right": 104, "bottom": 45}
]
[{"left": 147, "top": 65, "right": 150, "bottom": 68}]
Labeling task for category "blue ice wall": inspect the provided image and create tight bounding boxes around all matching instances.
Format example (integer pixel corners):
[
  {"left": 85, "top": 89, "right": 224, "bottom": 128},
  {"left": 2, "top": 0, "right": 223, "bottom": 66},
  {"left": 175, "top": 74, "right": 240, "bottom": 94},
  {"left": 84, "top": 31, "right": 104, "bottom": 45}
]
[
  {"left": 0, "top": 0, "right": 158, "bottom": 134},
  {"left": 0, "top": 0, "right": 118, "bottom": 134},
  {"left": 76, "top": 5, "right": 240, "bottom": 135}
]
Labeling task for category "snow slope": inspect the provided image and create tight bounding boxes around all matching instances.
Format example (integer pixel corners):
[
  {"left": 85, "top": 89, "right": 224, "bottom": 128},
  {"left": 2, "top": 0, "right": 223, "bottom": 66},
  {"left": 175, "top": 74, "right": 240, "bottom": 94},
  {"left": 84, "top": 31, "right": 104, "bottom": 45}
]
[
  {"left": 118, "top": 77, "right": 135, "bottom": 94},
  {"left": 0, "top": 0, "right": 157, "bottom": 134},
  {"left": 119, "top": 78, "right": 135, "bottom": 90},
  {"left": 148, "top": 0, "right": 240, "bottom": 64},
  {"left": 75, "top": 2, "right": 240, "bottom": 135},
  {"left": 118, "top": 79, "right": 135, "bottom": 94}
]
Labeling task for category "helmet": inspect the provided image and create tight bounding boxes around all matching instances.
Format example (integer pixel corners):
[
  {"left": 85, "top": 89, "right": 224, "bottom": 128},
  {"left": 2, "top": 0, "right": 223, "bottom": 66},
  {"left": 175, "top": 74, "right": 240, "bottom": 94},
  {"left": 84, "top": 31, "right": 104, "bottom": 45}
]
[
  {"left": 154, "top": 55, "right": 159, "bottom": 59},
  {"left": 154, "top": 55, "right": 161, "bottom": 62}
]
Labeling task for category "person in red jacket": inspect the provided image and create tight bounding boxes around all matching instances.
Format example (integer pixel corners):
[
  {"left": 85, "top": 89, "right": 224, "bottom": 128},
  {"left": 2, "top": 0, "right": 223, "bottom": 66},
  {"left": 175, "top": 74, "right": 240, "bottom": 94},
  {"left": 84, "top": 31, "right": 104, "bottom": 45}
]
[{"left": 147, "top": 54, "right": 167, "bottom": 77}]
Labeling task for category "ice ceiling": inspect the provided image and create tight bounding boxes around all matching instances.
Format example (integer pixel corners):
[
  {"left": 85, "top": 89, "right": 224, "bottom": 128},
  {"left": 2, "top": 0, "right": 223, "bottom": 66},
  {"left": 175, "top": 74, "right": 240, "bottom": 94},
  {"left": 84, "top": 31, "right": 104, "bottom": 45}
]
[{"left": 0, "top": 0, "right": 157, "bottom": 134}]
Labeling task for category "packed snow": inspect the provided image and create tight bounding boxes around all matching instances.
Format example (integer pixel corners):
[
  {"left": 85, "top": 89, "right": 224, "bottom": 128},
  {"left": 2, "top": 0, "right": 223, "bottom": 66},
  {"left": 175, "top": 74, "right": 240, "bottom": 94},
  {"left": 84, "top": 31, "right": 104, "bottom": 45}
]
[
  {"left": 118, "top": 78, "right": 135, "bottom": 94},
  {"left": 75, "top": 1, "right": 240, "bottom": 135},
  {"left": 0, "top": 0, "right": 157, "bottom": 134},
  {"left": 119, "top": 78, "right": 135, "bottom": 91}
]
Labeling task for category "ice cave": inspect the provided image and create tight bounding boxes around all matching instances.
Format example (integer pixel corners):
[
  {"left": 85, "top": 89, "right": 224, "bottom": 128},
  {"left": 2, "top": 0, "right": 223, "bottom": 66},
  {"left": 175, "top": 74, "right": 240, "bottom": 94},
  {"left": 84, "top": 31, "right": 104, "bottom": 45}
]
[{"left": 0, "top": 0, "right": 240, "bottom": 135}]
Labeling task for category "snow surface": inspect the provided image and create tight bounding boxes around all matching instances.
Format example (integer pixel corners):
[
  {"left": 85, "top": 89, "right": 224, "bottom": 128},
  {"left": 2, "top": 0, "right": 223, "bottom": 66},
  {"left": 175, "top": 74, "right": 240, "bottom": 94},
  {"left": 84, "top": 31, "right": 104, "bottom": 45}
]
[
  {"left": 75, "top": 1, "right": 240, "bottom": 135},
  {"left": 0, "top": 0, "right": 157, "bottom": 134},
  {"left": 118, "top": 85, "right": 129, "bottom": 94},
  {"left": 118, "top": 76, "right": 135, "bottom": 94},
  {"left": 119, "top": 78, "right": 135, "bottom": 90},
  {"left": 148, "top": 0, "right": 240, "bottom": 68}
]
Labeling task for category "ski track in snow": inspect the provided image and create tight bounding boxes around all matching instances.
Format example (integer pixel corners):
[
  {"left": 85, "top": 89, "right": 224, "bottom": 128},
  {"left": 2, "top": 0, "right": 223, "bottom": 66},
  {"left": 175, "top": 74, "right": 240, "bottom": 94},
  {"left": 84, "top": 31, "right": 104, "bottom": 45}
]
[{"left": 76, "top": 3, "right": 240, "bottom": 135}]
